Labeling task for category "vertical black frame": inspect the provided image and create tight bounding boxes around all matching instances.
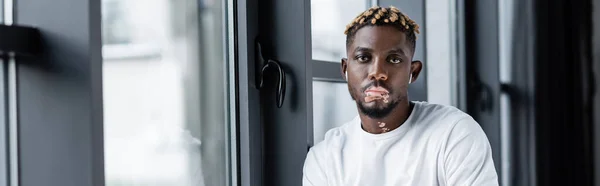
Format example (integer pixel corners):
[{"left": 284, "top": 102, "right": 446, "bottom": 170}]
[{"left": 534, "top": 0, "right": 594, "bottom": 185}]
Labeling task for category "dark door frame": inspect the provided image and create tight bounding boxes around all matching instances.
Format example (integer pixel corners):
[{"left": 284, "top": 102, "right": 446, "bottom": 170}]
[{"left": 462, "top": 0, "right": 596, "bottom": 185}]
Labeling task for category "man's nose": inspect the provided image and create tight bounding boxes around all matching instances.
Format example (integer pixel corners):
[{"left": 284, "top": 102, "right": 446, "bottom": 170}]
[{"left": 368, "top": 57, "right": 388, "bottom": 81}]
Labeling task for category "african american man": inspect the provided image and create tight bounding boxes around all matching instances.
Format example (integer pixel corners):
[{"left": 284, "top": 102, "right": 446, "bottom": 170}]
[{"left": 302, "top": 6, "right": 498, "bottom": 186}]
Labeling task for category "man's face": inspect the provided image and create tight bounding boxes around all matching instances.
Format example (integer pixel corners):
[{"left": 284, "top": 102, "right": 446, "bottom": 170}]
[{"left": 342, "top": 26, "right": 421, "bottom": 119}]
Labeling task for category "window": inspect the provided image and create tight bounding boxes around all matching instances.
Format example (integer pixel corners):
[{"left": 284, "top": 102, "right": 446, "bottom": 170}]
[
  {"left": 425, "top": 0, "right": 458, "bottom": 106},
  {"left": 101, "top": 0, "right": 234, "bottom": 185},
  {"left": 310, "top": 0, "right": 370, "bottom": 144},
  {"left": 311, "top": 0, "right": 369, "bottom": 63},
  {"left": 312, "top": 81, "right": 357, "bottom": 143}
]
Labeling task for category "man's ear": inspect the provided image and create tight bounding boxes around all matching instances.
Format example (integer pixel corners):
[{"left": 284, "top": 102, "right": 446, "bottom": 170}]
[
  {"left": 341, "top": 58, "right": 348, "bottom": 80},
  {"left": 409, "top": 60, "right": 423, "bottom": 82}
]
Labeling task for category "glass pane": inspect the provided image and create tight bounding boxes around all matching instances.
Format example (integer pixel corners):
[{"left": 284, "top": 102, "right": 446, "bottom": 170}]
[
  {"left": 312, "top": 81, "right": 358, "bottom": 144},
  {"left": 498, "top": 0, "right": 514, "bottom": 184},
  {"left": 425, "top": 0, "right": 455, "bottom": 105},
  {"left": 102, "top": 0, "right": 231, "bottom": 185},
  {"left": 311, "top": 0, "right": 368, "bottom": 62}
]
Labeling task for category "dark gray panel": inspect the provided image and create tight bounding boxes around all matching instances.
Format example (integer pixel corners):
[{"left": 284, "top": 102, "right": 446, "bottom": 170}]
[
  {"left": 15, "top": 0, "right": 104, "bottom": 185},
  {"left": 258, "top": 0, "right": 312, "bottom": 185},
  {"left": 473, "top": 0, "right": 502, "bottom": 179},
  {"left": 464, "top": 0, "right": 502, "bottom": 181},
  {"left": 506, "top": 1, "right": 536, "bottom": 185},
  {"left": 379, "top": 0, "right": 427, "bottom": 101},
  {"left": 237, "top": 0, "right": 263, "bottom": 186}
]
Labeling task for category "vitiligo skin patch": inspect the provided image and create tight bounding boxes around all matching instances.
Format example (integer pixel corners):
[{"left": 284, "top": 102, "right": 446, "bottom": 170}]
[
  {"left": 381, "top": 127, "right": 390, "bottom": 133},
  {"left": 377, "top": 122, "right": 390, "bottom": 133},
  {"left": 366, "top": 88, "right": 392, "bottom": 133},
  {"left": 364, "top": 92, "right": 390, "bottom": 103}
]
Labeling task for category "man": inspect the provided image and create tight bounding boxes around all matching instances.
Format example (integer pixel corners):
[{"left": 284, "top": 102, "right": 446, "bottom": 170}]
[{"left": 302, "top": 6, "right": 498, "bottom": 186}]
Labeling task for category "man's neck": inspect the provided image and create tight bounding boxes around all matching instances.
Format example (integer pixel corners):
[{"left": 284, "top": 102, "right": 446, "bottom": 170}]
[{"left": 359, "top": 101, "right": 413, "bottom": 134}]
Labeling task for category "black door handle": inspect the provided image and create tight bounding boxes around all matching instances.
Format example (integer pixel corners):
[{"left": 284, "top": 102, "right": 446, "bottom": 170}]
[
  {"left": 0, "top": 24, "right": 42, "bottom": 57},
  {"left": 469, "top": 76, "right": 494, "bottom": 112},
  {"left": 256, "top": 41, "right": 286, "bottom": 108}
]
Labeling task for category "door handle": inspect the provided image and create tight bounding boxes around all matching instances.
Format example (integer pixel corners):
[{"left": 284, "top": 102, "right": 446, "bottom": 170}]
[
  {"left": 256, "top": 41, "right": 286, "bottom": 108},
  {"left": 469, "top": 76, "right": 494, "bottom": 112},
  {"left": 0, "top": 24, "right": 42, "bottom": 57}
]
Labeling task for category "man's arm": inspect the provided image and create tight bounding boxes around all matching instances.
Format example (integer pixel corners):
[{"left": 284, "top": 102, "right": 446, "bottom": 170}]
[
  {"left": 303, "top": 146, "right": 327, "bottom": 186},
  {"left": 444, "top": 116, "right": 499, "bottom": 185}
]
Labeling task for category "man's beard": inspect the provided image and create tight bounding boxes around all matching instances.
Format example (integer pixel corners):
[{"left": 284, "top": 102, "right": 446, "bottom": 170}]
[
  {"left": 349, "top": 81, "right": 400, "bottom": 119},
  {"left": 356, "top": 96, "right": 399, "bottom": 119}
]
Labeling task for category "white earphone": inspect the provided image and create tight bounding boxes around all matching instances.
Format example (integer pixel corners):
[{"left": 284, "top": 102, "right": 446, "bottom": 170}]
[{"left": 345, "top": 72, "right": 348, "bottom": 81}]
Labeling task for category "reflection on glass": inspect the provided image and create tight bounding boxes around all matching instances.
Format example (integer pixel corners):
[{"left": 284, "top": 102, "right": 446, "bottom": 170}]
[
  {"left": 311, "top": 0, "right": 368, "bottom": 62},
  {"left": 102, "top": 0, "right": 230, "bottom": 185},
  {"left": 313, "top": 81, "right": 358, "bottom": 144}
]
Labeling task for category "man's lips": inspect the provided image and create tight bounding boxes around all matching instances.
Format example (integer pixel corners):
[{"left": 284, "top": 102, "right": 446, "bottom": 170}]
[
  {"left": 364, "top": 86, "right": 390, "bottom": 103},
  {"left": 365, "top": 90, "right": 388, "bottom": 95},
  {"left": 364, "top": 87, "right": 389, "bottom": 95}
]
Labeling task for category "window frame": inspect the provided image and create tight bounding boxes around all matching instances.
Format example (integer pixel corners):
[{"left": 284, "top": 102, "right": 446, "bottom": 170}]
[
  {"left": 10, "top": 0, "right": 239, "bottom": 185},
  {"left": 0, "top": 2, "right": 8, "bottom": 186}
]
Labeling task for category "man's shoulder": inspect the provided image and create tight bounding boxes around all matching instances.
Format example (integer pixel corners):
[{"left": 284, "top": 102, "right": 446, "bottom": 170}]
[
  {"left": 415, "top": 101, "right": 466, "bottom": 118},
  {"left": 413, "top": 102, "right": 472, "bottom": 126},
  {"left": 415, "top": 102, "right": 488, "bottom": 144},
  {"left": 411, "top": 102, "right": 485, "bottom": 139}
]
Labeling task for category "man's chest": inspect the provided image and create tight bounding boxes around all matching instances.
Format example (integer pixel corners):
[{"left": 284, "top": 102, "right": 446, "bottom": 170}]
[{"left": 323, "top": 139, "right": 445, "bottom": 186}]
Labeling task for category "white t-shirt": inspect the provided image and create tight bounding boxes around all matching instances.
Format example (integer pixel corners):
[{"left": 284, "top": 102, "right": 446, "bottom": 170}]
[{"left": 303, "top": 101, "right": 498, "bottom": 186}]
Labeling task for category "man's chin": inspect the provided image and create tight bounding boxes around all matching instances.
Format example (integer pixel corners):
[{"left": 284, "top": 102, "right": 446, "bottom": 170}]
[
  {"left": 357, "top": 100, "right": 398, "bottom": 119},
  {"left": 361, "top": 101, "right": 387, "bottom": 109}
]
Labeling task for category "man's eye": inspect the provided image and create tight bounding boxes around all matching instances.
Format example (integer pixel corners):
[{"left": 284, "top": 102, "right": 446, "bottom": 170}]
[
  {"left": 389, "top": 58, "right": 402, "bottom": 64},
  {"left": 356, "top": 55, "right": 370, "bottom": 62}
]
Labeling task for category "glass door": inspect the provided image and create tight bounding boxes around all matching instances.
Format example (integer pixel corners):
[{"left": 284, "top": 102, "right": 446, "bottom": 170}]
[{"left": 101, "top": 0, "right": 235, "bottom": 185}]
